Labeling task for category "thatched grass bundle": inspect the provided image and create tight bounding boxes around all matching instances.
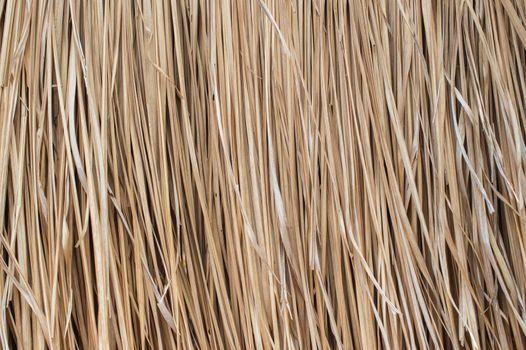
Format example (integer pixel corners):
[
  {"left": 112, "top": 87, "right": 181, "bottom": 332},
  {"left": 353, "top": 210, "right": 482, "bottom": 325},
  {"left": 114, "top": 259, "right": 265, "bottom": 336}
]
[{"left": 1, "top": 0, "right": 526, "bottom": 348}]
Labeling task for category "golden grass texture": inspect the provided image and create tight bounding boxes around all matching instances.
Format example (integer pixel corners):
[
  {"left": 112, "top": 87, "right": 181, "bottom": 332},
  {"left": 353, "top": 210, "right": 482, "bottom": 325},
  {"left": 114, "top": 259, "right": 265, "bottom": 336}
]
[{"left": 1, "top": 0, "right": 526, "bottom": 349}]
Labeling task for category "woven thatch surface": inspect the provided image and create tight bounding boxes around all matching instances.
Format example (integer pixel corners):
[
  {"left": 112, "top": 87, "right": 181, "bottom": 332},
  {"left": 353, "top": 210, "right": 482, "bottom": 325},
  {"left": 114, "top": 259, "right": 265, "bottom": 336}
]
[{"left": 1, "top": 1, "right": 526, "bottom": 348}]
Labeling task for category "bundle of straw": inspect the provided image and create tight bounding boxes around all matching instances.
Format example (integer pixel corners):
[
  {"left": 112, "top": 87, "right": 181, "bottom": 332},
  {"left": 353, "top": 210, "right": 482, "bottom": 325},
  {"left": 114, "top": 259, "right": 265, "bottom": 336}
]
[{"left": 1, "top": 0, "right": 526, "bottom": 348}]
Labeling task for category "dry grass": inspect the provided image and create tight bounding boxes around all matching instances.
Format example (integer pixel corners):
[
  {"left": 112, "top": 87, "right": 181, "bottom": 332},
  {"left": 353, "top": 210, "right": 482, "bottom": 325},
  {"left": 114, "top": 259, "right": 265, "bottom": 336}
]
[{"left": 1, "top": 0, "right": 526, "bottom": 349}]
